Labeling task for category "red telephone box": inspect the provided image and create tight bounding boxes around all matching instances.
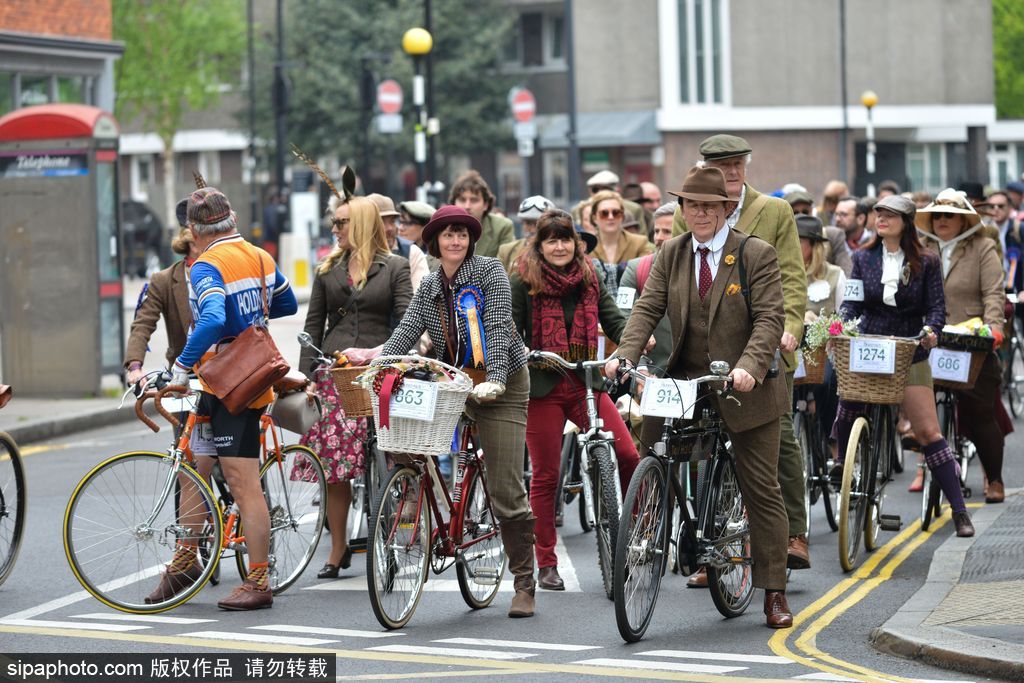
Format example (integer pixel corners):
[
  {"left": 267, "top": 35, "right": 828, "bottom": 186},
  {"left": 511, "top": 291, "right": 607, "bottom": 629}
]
[{"left": 0, "top": 104, "right": 123, "bottom": 396}]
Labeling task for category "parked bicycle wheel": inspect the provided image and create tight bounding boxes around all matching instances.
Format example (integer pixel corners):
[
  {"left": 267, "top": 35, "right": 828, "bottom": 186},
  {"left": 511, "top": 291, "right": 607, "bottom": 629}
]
[
  {"left": 706, "top": 453, "right": 754, "bottom": 618},
  {"left": 236, "top": 444, "right": 326, "bottom": 594},
  {"left": 0, "top": 432, "right": 26, "bottom": 588},
  {"left": 64, "top": 452, "right": 222, "bottom": 613},
  {"left": 455, "top": 469, "right": 506, "bottom": 609},
  {"left": 864, "top": 411, "right": 893, "bottom": 552},
  {"left": 613, "top": 458, "right": 667, "bottom": 642},
  {"left": 1005, "top": 335, "right": 1024, "bottom": 418},
  {"left": 367, "top": 465, "right": 430, "bottom": 629},
  {"left": 793, "top": 411, "right": 813, "bottom": 536},
  {"left": 590, "top": 444, "right": 620, "bottom": 601},
  {"left": 838, "top": 418, "right": 869, "bottom": 572}
]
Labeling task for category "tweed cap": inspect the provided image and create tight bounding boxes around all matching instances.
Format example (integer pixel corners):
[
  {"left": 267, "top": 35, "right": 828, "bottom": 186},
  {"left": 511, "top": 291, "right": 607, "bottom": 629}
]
[
  {"left": 874, "top": 194, "right": 916, "bottom": 219},
  {"left": 668, "top": 166, "right": 738, "bottom": 203},
  {"left": 366, "top": 193, "right": 400, "bottom": 217},
  {"left": 699, "top": 134, "right": 752, "bottom": 161},
  {"left": 175, "top": 198, "right": 189, "bottom": 228},
  {"left": 784, "top": 190, "right": 815, "bottom": 206},
  {"left": 795, "top": 214, "right": 826, "bottom": 242},
  {"left": 399, "top": 200, "right": 436, "bottom": 225},
  {"left": 587, "top": 170, "right": 620, "bottom": 187},
  {"left": 187, "top": 187, "right": 232, "bottom": 226}
]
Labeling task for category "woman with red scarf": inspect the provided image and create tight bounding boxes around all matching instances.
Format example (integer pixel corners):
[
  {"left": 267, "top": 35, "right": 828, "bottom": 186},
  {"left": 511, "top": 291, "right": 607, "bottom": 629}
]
[{"left": 510, "top": 209, "right": 640, "bottom": 591}]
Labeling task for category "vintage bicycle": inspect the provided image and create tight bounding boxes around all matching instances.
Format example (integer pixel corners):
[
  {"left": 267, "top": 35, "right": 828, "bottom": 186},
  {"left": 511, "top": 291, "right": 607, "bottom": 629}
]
[
  {"left": 0, "top": 384, "right": 26, "bottom": 589},
  {"left": 792, "top": 347, "right": 838, "bottom": 534},
  {"left": 63, "top": 377, "right": 326, "bottom": 613},
  {"left": 1002, "top": 294, "right": 1024, "bottom": 418}
]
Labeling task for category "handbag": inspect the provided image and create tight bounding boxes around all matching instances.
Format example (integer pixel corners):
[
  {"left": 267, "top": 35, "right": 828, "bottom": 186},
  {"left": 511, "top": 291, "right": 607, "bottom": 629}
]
[
  {"left": 271, "top": 390, "right": 322, "bottom": 434},
  {"left": 196, "top": 253, "right": 290, "bottom": 415}
]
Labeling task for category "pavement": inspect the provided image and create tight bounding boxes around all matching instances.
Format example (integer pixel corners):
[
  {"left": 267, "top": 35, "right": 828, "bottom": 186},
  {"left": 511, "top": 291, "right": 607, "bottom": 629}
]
[{"left": 871, "top": 490, "right": 1024, "bottom": 681}]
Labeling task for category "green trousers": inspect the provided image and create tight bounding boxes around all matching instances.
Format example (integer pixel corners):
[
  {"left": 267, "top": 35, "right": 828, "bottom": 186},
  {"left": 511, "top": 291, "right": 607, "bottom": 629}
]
[{"left": 778, "top": 371, "right": 806, "bottom": 537}]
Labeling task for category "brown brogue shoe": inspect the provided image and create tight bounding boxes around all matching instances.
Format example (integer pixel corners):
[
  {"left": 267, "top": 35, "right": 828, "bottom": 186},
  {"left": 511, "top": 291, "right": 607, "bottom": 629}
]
[
  {"left": 217, "top": 579, "right": 273, "bottom": 611},
  {"left": 145, "top": 561, "right": 202, "bottom": 604},
  {"left": 538, "top": 566, "right": 565, "bottom": 591},
  {"left": 764, "top": 590, "right": 793, "bottom": 629},
  {"left": 985, "top": 481, "right": 1005, "bottom": 504},
  {"left": 953, "top": 511, "right": 975, "bottom": 538},
  {"left": 787, "top": 534, "right": 811, "bottom": 570},
  {"left": 686, "top": 567, "right": 708, "bottom": 588}
]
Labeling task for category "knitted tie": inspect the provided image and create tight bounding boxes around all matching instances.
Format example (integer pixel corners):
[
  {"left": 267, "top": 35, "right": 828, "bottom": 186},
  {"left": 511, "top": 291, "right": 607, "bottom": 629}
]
[{"left": 698, "top": 247, "right": 713, "bottom": 301}]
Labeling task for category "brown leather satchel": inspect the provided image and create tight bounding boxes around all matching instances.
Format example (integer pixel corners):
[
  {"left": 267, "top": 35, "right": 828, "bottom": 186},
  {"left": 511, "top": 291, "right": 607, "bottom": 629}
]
[{"left": 196, "top": 254, "right": 290, "bottom": 415}]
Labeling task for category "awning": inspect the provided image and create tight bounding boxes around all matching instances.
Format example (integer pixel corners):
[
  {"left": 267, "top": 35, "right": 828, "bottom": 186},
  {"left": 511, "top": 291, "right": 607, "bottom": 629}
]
[
  {"left": 120, "top": 129, "right": 249, "bottom": 155},
  {"left": 537, "top": 110, "right": 660, "bottom": 150}
]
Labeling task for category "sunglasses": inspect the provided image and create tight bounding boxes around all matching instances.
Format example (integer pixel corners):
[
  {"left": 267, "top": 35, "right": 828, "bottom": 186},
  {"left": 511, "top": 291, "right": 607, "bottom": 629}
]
[
  {"left": 989, "top": 203, "right": 1007, "bottom": 209},
  {"left": 597, "top": 208, "right": 624, "bottom": 220},
  {"left": 330, "top": 218, "right": 350, "bottom": 229}
]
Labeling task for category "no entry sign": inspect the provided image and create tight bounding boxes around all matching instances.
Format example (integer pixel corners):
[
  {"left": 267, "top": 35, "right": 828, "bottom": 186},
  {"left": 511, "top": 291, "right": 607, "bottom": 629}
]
[
  {"left": 511, "top": 87, "right": 536, "bottom": 123},
  {"left": 377, "top": 79, "right": 403, "bottom": 114}
]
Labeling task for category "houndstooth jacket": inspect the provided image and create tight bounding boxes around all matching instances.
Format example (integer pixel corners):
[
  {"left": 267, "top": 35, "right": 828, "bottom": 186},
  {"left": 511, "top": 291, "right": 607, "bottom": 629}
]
[{"left": 382, "top": 255, "right": 527, "bottom": 385}]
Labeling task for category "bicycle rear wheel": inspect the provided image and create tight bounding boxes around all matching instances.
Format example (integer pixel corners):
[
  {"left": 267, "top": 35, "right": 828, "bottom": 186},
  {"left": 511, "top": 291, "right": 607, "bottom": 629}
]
[
  {"left": 367, "top": 466, "right": 430, "bottom": 629},
  {"left": 1006, "top": 339, "right": 1024, "bottom": 418},
  {"left": 456, "top": 469, "right": 506, "bottom": 609},
  {"left": 864, "top": 410, "right": 892, "bottom": 552},
  {"left": 794, "top": 411, "right": 813, "bottom": 536},
  {"left": 613, "top": 457, "right": 667, "bottom": 642},
  {"left": 64, "top": 452, "right": 221, "bottom": 613},
  {"left": 0, "top": 433, "right": 26, "bottom": 588},
  {"left": 590, "top": 444, "right": 620, "bottom": 600},
  {"left": 706, "top": 452, "right": 754, "bottom": 618},
  {"left": 236, "top": 444, "right": 326, "bottom": 594},
  {"left": 838, "top": 418, "right": 868, "bottom": 572}
]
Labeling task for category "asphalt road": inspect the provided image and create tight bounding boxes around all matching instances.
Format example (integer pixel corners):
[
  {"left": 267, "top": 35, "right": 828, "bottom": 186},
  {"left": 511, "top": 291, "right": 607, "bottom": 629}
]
[{"left": 0, "top": 414, "right": 1017, "bottom": 683}]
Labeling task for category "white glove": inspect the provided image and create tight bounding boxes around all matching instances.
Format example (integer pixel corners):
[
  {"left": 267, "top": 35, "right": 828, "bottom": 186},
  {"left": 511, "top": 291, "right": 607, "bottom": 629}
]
[
  {"left": 471, "top": 381, "right": 505, "bottom": 402},
  {"left": 170, "top": 365, "right": 191, "bottom": 391}
]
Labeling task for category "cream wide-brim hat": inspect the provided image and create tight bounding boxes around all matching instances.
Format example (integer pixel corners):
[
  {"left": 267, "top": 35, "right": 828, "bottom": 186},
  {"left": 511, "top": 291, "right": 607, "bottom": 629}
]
[{"left": 914, "top": 188, "right": 981, "bottom": 233}]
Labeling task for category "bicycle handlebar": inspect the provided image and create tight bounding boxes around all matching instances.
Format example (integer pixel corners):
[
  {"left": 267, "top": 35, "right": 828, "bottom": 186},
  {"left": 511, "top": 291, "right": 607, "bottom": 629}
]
[
  {"left": 133, "top": 384, "right": 189, "bottom": 433},
  {"left": 526, "top": 349, "right": 610, "bottom": 371}
]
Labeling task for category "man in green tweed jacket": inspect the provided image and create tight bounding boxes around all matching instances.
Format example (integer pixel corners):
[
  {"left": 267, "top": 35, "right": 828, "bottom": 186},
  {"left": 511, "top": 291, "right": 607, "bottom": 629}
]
[{"left": 449, "top": 170, "right": 515, "bottom": 258}]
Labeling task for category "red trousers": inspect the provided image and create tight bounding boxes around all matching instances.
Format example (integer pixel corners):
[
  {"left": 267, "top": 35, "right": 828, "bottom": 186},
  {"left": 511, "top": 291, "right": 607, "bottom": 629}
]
[{"left": 526, "top": 375, "right": 639, "bottom": 568}]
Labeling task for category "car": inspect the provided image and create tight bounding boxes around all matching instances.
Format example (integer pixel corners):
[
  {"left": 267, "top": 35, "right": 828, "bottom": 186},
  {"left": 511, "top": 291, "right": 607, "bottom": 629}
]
[{"left": 121, "top": 200, "right": 169, "bottom": 278}]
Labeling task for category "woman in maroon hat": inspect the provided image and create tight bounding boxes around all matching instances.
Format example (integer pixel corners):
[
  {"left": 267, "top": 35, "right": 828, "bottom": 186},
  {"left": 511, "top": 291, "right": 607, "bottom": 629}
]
[{"left": 355, "top": 205, "right": 538, "bottom": 618}]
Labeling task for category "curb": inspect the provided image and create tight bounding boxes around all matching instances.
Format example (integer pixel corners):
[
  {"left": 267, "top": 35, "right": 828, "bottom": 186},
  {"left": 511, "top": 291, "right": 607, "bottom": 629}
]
[
  {"left": 5, "top": 403, "right": 158, "bottom": 446},
  {"left": 870, "top": 498, "right": 1024, "bottom": 681}
]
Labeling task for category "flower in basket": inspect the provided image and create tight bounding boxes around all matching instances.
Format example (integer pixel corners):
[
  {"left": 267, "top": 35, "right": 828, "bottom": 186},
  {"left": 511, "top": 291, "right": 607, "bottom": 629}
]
[{"left": 804, "top": 311, "right": 860, "bottom": 364}]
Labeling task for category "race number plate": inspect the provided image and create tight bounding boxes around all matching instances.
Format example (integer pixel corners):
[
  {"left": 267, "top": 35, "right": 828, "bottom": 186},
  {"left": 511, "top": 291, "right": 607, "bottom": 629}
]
[
  {"left": 794, "top": 350, "right": 807, "bottom": 380},
  {"left": 640, "top": 378, "right": 697, "bottom": 419},
  {"left": 843, "top": 279, "right": 865, "bottom": 302},
  {"left": 849, "top": 338, "right": 896, "bottom": 374},
  {"left": 929, "top": 349, "right": 971, "bottom": 384},
  {"left": 616, "top": 286, "right": 636, "bottom": 309},
  {"left": 389, "top": 379, "right": 438, "bottom": 421}
]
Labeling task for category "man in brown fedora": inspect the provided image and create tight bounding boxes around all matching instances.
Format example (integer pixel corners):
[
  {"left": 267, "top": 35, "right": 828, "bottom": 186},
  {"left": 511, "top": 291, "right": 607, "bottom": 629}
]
[{"left": 609, "top": 165, "right": 794, "bottom": 628}]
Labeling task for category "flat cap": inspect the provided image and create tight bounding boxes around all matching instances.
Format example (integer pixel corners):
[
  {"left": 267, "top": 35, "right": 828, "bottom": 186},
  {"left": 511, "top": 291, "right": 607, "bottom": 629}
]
[
  {"left": 795, "top": 214, "right": 826, "bottom": 242},
  {"left": 587, "top": 170, "right": 620, "bottom": 187},
  {"left": 187, "top": 187, "right": 232, "bottom": 226},
  {"left": 398, "top": 200, "right": 436, "bottom": 225},
  {"left": 366, "top": 193, "right": 400, "bottom": 217},
  {"left": 874, "top": 194, "right": 916, "bottom": 218},
  {"left": 699, "top": 134, "right": 752, "bottom": 160},
  {"left": 784, "top": 190, "right": 814, "bottom": 206},
  {"left": 1006, "top": 181, "right": 1024, "bottom": 195}
]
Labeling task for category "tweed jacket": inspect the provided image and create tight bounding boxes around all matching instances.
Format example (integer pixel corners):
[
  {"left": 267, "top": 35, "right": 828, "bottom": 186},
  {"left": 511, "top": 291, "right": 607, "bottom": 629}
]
[
  {"left": 840, "top": 244, "right": 945, "bottom": 364},
  {"left": 300, "top": 252, "right": 413, "bottom": 377},
  {"left": 497, "top": 237, "right": 527, "bottom": 274},
  {"left": 917, "top": 232, "right": 1004, "bottom": 328},
  {"left": 383, "top": 255, "right": 527, "bottom": 386},
  {"left": 620, "top": 254, "right": 673, "bottom": 371},
  {"left": 475, "top": 213, "right": 516, "bottom": 259},
  {"left": 616, "top": 229, "right": 788, "bottom": 433},
  {"left": 592, "top": 229, "right": 654, "bottom": 267},
  {"left": 509, "top": 266, "right": 625, "bottom": 398},
  {"left": 673, "top": 183, "right": 807, "bottom": 368},
  {"left": 124, "top": 260, "right": 191, "bottom": 370}
]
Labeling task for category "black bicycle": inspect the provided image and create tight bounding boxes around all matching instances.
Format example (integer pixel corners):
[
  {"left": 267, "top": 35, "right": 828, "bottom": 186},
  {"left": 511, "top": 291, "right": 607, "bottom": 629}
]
[
  {"left": 0, "top": 385, "right": 26, "bottom": 588},
  {"left": 793, "top": 383, "right": 837, "bottom": 533},
  {"left": 1001, "top": 305, "right": 1024, "bottom": 418}
]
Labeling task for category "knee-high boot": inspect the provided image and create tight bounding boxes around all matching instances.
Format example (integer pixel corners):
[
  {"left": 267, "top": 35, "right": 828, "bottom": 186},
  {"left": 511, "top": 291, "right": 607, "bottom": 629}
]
[{"left": 500, "top": 518, "right": 536, "bottom": 618}]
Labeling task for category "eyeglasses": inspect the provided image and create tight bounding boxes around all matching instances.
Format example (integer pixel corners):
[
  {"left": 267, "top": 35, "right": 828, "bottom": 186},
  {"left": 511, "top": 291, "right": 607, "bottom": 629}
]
[
  {"left": 330, "top": 218, "right": 350, "bottom": 229},
  {"left": 989, "top": 203, "right": 1007, "bottom": 209},
  {"left": 597, "top": 208, "right": 624, "bottom": 220}
]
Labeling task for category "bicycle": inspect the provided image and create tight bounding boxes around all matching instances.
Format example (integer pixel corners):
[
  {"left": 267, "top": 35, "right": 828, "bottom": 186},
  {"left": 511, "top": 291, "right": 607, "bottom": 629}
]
[
  {"left": 792, "top": 382, "right": 837, "bottom": 534},
  {"left": 1001, "top": 299, "right": 1024, "bottom": 418},
  {"left": 63, "top": 378, "right": 327, "bottom": 613},
  {"left": 612, "top": 361, "right": 753, "bottom": 643},
  {"left": 363, "top": 356, "right": 506, "bottom": 629},
  {"left": 556, "top": 426, "right": 592, "bottom": 533},
  {"left": 0, "top": 384, "right": 26, "bottom": 589},
  {"left": 527, "top": 350, "right": 624, "bottom": 600}
]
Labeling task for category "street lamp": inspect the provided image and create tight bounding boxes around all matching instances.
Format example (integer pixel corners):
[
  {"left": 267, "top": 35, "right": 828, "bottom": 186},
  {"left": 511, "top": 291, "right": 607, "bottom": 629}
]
[
  {"left": 861, "top": 89, "right": 878, "bottom": 196},
  {"left": 403, "top": 27, "right": 432, "bottom": 202}
]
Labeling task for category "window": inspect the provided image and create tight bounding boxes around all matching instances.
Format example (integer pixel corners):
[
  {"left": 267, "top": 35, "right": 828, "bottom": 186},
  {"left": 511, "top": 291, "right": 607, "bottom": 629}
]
[
  {"left": 543, "top": 150, "right": 568, "bottom": 208},
  {"left": 19, "top": 76, "right": 48, "bottom": 107},
  {"left": 56, "top": 76, "right": 85, "bottom": 103},
  {"left": 0, "top": 73, "right": 12, "bottom": 116},
  {"left": 503, "top": 11, "right": 566, "bottom": 70},
  {"left": 677, "top": 0, "right": 727, "bottom": 104},
  {"left": 906, "top": 144, "right": 945, "bottom": 194},
  {"left": 198, "top": 151, "right": 221, "bottom": 184}
]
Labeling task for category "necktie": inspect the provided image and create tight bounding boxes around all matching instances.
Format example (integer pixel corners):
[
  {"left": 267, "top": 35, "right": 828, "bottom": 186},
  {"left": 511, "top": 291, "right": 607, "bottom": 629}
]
[{"left": 698, "top": 247, "right": 712, "bottom": 301}]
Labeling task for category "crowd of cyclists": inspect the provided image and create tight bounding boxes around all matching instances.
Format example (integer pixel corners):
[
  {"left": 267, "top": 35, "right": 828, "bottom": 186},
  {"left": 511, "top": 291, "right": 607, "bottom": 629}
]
[{"left": 122, "top": 132, "right": 1021, "bottom": 628}]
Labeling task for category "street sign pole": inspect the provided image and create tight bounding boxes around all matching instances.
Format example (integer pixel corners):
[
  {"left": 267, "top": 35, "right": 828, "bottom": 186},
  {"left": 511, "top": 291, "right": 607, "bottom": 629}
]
[{"left": 510, "top": 87, "right": 537, "bottom": 200}]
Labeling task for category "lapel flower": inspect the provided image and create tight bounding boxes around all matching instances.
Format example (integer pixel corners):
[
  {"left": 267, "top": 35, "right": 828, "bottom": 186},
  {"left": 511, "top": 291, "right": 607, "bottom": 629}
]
[
  {"left": 724, "top": 254, "right": 736, "bottom": 265},
  {"left": 726, "top": 283, "right": 742, "bottom": 296}
]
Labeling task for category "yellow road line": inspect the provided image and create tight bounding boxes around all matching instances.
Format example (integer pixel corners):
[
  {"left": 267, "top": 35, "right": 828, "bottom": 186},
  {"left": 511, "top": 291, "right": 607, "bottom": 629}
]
[
  {"left": 336, "top": 669, "right": 553, "bottom": 680},
  {"left": 15, "top": 443, "right": 71, "bottom": 457}
]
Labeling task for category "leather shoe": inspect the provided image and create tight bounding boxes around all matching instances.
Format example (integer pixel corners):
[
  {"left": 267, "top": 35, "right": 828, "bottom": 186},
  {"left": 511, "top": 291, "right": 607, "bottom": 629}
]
[
  {"left": 787, "top": 534, "right": 811, "bottom": 570},
  {"left": 145, "top": 561, "right": 202, "bottom": 604},
  {"left": 686, "top": 567, "right": 708, "bottom": 588},
  {"left": 317, "top": 563, "right": 340, "bottom": 579},
  {"left": 764, "top": 590, "right": 793, "bottom": 629},
  {"left": 985, "top": 481, "right": 1005, "bottom": 504},
  {"left": 953, "top": 511, "right": 975, "bottom": 538},
  {"left": 538, "top": 566, "right": 565, "bottom": 591},
  {"left": 218, "top": 579, "right": 273, "bottom": 610}
]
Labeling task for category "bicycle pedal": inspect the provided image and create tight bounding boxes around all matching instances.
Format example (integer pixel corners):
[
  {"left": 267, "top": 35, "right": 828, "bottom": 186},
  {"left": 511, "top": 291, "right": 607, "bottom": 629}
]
[
  {"left": 878, "top": 514, "right": 901, "bottom": 532},
  {"left": 469, "top": 566, "right": 501, "bottom": 586}
]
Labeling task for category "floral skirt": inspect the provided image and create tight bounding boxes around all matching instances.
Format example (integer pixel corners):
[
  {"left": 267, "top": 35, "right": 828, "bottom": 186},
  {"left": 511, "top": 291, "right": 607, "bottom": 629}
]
[{"left": 297, "top": 370, "right": 367, "bottom": 485}]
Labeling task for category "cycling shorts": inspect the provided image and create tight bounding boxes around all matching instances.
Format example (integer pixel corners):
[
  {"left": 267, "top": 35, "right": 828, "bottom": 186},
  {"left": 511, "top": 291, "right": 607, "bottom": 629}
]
[{"left": 196, "top": 392, "right": 263, "bottom": 457}]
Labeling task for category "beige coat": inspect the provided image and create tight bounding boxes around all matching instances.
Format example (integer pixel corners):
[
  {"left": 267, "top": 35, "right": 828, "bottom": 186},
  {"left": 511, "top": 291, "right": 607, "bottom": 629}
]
[
  {"left": 124, "top": 260, "right": 191, "bottom": 369},
  {"left": 592, "top": 229, "right": 654, "bottom": 266},
  {"left": 920, "top": 230, "right": 1005, "bottom": 328}
]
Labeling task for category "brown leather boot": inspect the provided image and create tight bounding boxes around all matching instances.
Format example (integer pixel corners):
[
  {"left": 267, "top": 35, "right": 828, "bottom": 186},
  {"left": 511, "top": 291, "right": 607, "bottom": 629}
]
[
  {"left": 786, "top": 534, "right": 811, "bottom": 570},
  {"left": 500, "top": 518, "right": 536, "bottom": 618},
  {"left": 145, "top": 553, "right": 202, "bottom": 604},
  {"left": 986, "top": 481, "right": 1005, "bottom": 504}
]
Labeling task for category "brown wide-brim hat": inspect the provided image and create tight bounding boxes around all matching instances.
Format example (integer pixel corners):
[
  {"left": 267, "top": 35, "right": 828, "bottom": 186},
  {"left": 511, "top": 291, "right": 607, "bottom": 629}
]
[
  {"left": 914, "top": 188, "right": 980, "bottom": 233},
  {"left": 668, "top": 166, "right": 739, "bottom": 203},
  {"left": 421, "top": 205, "right": 483, "bottom": 245},
  {"left": 795, "top": 214, "right": 827, "bottom": 242}
]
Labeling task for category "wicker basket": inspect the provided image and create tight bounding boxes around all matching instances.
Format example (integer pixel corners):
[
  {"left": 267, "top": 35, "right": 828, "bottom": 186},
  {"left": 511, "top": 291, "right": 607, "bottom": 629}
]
[
  {"left": 329, "top": 366, "right": 373, "bottom": 418},
  {"left": 932, "top": 333, "right": 994, "bottom": 391},
  {"left": 831, "top": 335, "right": 918, "bottom": 404},
  {"left": 371, "top": 370, "right": 473, "bottom": 456},
  {"left": 794, "top": 346, "right": 827, "bottom": 386}
]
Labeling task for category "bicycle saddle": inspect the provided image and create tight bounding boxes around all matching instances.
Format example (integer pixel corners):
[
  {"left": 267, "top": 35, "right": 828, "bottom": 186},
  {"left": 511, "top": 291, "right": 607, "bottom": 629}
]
[{"left": 0, "top": 384, "right": 11, "bottom": 410}]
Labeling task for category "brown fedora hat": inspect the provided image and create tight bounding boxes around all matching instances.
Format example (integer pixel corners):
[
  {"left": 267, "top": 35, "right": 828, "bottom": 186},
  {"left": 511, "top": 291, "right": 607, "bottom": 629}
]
[{"left": 668, "top": 166, "right": 738, "bottom": 203}]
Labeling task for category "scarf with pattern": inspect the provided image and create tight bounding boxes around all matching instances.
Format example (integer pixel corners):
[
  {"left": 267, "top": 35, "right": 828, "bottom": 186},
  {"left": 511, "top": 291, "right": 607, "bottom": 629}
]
[{"left": 531, "top": 259, "right": 599, "bottom": 361}]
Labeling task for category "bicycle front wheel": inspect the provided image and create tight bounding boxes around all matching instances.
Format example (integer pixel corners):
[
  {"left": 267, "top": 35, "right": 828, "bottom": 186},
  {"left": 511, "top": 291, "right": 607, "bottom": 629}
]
[
  {"left": 64, "top": 452, "right": 222, "bottom": 613},
  {"left": 613, "top": 457, "right": 667, "bottom": 642},
  {"left": 838, "top": 418, "right": 868, "bottom": 572},
  {"left": 794, "top": 411, "right": 813, "bottom": 536},
  {"left": 1007, "top": 340, "right": 1024, "bottom": 418},
  {"left": 706, "top": 452, "right": 754, "bottom": 618},
  {"left": 456, "top": 469, "right": 506, "bottom": 609},
  {"left": 590, "top": 444, "right": 620, "bottom": 601},
  {"left": 0, "top": 432, "right": 26, "bottom": 588},
  {"left": 236, "top": 444, "right": 326, "bottom": 594},
  {"left": 367, "top": 466, "right": 430, "bottom": 629}
]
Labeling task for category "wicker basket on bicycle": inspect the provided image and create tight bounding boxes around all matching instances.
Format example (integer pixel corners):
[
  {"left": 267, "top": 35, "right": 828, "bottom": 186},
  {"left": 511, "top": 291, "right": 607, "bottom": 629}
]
[
  {"left": 793, "top": 346, "right": 827, "bottom": 386},
  {"left": 330, "top": 366, "right": 374, "bottom": 417},
  {"left": 931, "top": 331, "right": 995, "bottom": 391},
  {"left": 831, "top": 334, "right": 918, "bottom": 404}
]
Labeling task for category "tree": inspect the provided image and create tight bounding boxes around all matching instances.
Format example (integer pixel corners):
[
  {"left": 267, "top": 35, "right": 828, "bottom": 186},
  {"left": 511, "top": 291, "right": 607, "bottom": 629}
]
[
  {"left": 994, "top": 0, "right": 1024, "bottom": 119},
  {"left": 114, "top": 0, "right": 246, "bottom": 228}
]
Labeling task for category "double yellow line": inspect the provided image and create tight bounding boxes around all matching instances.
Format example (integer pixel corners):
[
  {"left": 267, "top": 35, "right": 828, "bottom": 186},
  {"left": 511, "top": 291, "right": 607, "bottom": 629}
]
[{"left": 769, "top": 512, "right": 957, "bottom": 682}]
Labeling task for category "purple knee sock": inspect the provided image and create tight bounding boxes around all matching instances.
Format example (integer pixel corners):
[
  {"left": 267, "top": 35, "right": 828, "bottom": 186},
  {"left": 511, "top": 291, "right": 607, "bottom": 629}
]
[{"left": 924, "top": 440, "right": 966, "bottom": 514}]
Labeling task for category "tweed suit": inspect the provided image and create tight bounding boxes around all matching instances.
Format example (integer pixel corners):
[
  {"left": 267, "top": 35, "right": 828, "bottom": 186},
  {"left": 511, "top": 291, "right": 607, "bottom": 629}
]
[
  {"left": 616, "top": 228, "right": 790, "bottom": 589},
  {"left": 124, "top": 260, "right": 192, "bottom": 370}
]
